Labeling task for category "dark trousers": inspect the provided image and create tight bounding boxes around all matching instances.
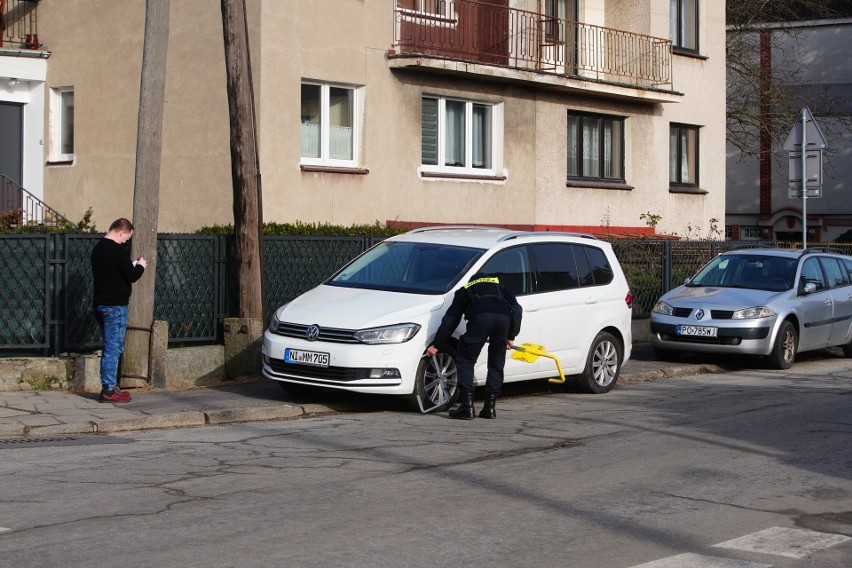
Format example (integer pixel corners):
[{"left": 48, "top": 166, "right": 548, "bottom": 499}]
[{"left": 455, "top": 312, "right": 511, "bottom": 396}]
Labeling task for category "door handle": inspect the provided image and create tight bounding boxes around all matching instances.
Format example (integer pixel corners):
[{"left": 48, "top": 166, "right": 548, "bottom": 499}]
[{"left": 585, "top": 298, "right": 597, "bottom": 305}]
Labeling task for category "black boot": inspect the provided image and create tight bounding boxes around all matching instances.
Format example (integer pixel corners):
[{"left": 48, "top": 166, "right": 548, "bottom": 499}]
[
  {"left": 479, "top": 394, "right": 497, "bottom": 419},
  {"left": 449, "top": 392, "right": 475, "bottom": 420}
]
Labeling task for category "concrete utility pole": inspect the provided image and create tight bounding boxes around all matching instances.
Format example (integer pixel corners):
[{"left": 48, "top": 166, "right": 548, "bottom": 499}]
[
  {"left": 123, "top": 0, "right": 170, "bottom": 387},
  {"left": 221, "top": 0, "right": 263, "bottom": 320}
]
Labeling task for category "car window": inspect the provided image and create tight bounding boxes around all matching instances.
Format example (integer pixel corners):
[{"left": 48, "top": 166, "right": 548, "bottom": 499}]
[
  {"left": 800, "top": 257, "right": 827, "bottom": 292},
  {"left": 844, "top": 258, "right": 852, "bottom": 282},
  {"left": 530, "top": 243, "right": 580, "bottom": 293},
  {"left": 583, "top": 245, "right": 614, "bottom": 286},
  {"left": 328, "top": 241, "right": 483, "bottom": 294},
  {"left": 818, "top": 257, "right": 850, "bottom": 289},
  {"left": 480, "top": 246, "right": 533, "bottom": 296},
  {"left": 574, "top": 245, "right": 594, "bottom": 287},
  {"left": 691, "top": 254, "right": 794, "bottom": 291}
]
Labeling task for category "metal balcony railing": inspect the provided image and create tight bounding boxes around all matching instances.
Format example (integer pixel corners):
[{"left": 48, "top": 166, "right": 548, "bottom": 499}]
[
  {"left": 1, "top": 175, "right": 69, "bottom": 229},
  {"left": 1, "top": 0, "right": 41, "bottom": 50},
  {"left": 393, "top": 0, "right": 672, "bottom": 90}
]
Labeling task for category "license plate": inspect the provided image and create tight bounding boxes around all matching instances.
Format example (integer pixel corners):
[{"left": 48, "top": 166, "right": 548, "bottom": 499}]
[
  {"left": 677, "top": 325, "right": 718, "bottom": 337},
  {"left": 284, "top": 348, "right": 330, "bottom": 367}
]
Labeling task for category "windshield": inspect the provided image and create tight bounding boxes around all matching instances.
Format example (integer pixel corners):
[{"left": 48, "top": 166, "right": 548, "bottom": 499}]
[
  {"left": 689, "top": 254, "right": 796, "bottom": 292},
  {"left": 327, "top": 241, "right": 484, "bottom": 294}
]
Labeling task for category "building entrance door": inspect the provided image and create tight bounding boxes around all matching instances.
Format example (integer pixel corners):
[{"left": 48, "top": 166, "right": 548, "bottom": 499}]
[{"left": 0, "top": 102, "right": 24, "bottom": 216}]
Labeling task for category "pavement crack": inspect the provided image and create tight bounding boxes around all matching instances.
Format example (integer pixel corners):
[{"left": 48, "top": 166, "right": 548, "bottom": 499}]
[{"left": 656, "top": 491, "right": 789, "bottom": 515}]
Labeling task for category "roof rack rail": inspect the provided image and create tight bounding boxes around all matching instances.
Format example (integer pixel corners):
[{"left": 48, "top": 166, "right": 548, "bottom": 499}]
[
  {"left": 730, "top": 243, "right": 774, "bottom": 250},
  {"left": 407, "top": 225, "right": 506, "bottom": 234},
  {"left": 498, "top": 231, "right": 599, "bottom": 242},
  {"left": 800, "top": 246, "right": 845, "bottom": 255}
]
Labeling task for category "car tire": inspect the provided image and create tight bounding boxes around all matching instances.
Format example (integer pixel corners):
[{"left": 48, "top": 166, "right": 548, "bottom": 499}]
[
  {"left": 577, "top": 332, "right": 622, "bottom": 394},
  {"left": 653, "top": 346, "right": 681, "bottom": 362},
  {"left": 842, "top": 339, "right": 852, "bottom": 358},
  {"left": 278, "top": 381, "right": 324, "bottom": 397},
  {"left": 406, "top": 346, "right": 459, "bottom": 412},
  {"left": 767, "top": 320, "right": 797, "bottom": 370}
]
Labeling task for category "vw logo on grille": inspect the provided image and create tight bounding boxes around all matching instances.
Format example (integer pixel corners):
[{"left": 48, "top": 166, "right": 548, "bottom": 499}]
[
  {"left": 305, "top": 324, "right": 320, "bottom": 342},
  {"left": 695, "top": 309, "right": 705, "bottom": 321}
]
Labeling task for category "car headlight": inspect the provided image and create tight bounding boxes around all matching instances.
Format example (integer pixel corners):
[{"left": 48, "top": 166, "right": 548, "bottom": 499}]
[
  {"left": 268, "top": 312, "right": 280, "bottom": 332},
  {"left": 269, "top": 304, "right": 288, "bottom": 331},
  {"left": 652, "top": 301, "right": 674, "bottom": 316},
  {"left": 732, "top": 306, "right": 775, "bottom": 319},
  {"left": 354, "top": 323, "right": 421, "bottom": 344}
]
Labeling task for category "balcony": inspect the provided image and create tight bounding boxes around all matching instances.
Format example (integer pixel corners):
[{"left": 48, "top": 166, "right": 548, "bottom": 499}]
[
  {"left": 391, "top": 0, "right": 681, "bottom": 104},
  {"left": 1, "top": 0, "right": 43, "bottom": 52}
]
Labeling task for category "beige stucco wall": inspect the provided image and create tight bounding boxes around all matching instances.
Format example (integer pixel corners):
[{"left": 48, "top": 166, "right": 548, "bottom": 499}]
[
  {"left": 40, "top": 0, "right": 234, "bottom": 232},
  {"left": 35, "top": 0, "right": 725, "bottom": 236}
]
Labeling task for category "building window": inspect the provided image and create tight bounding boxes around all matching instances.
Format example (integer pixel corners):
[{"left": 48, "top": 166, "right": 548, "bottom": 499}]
[
  {"left": 567, "top": 112, "right": 624, "bottom": 181},
  {"left": 300, "top": 82, "right": 358, "bottom": 167},
  {"left": 51, "top": 88, "right": 75, "bottom": 161},
  {"left": 543, "top": 0, "right": 577, "bottom": 43},
  {"left": 741, "top": 226, "right": 762, "bottom": 241},
  {"left": 669, "top": 124, "right": 699, "bottom": 186},
  {"left": 398, "top": 0, "right": 452, "bottom": 17},
  {"left": 421, "top": 96, "right": 501, "bottom": 175},
  {"left": 670, "top": 0, "right": 698, "bottom": 52}
]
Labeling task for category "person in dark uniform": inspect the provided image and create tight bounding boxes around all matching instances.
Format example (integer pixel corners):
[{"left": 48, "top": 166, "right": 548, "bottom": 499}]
[{"left": 427, "top": 273, "right": 522, "bottom": 419}]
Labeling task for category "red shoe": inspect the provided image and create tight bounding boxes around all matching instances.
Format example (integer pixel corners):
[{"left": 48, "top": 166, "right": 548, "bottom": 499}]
[{"left": 99, "top": 388, "right": 132, "bottom": 403}]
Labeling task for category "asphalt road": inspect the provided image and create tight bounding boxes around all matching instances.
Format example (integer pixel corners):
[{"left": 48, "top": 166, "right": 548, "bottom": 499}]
[{"left": 1, "top": 357, "right": 850, "bottom": 568}]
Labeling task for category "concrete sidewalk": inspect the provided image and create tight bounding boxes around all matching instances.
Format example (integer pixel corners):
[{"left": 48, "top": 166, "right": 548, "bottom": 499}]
[{"left": 0, "top": 345, "right": 728, "bottom": 438}]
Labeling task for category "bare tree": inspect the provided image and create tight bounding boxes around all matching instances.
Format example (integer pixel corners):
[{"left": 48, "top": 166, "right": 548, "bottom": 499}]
[{"left": 726, "top": 0, "right": 852, "bottom": 162}]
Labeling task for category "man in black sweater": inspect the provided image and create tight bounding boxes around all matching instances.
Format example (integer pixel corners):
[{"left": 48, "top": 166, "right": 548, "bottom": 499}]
[
  {"left": 427, "top": 273, "right": 522, "bottom": 419},
  {"left": 91, "top": 218, "right": 147, "bottom": 402}
]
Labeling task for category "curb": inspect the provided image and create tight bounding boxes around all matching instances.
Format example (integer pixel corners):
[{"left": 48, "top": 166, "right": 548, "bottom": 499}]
[
  {"left": 0, "top": 363, "right": 728, "bottom": 439},
  {"left": 620, "top": 363, "right": 727, "bottom": 384},
  {"left": 3, "top": 404, "right": 339, "bottom": 439}
]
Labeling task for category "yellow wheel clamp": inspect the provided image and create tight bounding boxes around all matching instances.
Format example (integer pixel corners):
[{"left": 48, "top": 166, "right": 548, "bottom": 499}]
[{"left": 511, "top": 343, "right": 567, "bottom": 384}]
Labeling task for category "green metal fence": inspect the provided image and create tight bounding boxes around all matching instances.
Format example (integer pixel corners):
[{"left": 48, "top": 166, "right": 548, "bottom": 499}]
[{"left": 1, "top": 233, "right": 849, "bottom": 355}]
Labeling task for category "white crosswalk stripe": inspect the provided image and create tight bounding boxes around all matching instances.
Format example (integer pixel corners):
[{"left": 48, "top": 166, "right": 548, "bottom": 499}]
[
  {"left": 629, "top": 526, "right": 852, "bottom": 567},
  {"left": 630, "top": 552, "right": 771, "bottom": 567},
  {"left": 0, "top": 527, "right": 11, "bottom": 533},
  {"left": 714, "top": 526, "right": 852, "bottom": 559}
]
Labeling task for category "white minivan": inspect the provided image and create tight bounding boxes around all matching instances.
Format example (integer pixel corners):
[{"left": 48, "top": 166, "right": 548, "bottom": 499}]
[{"left": 262, "top": 226, "right": 633, "bottom": 411}]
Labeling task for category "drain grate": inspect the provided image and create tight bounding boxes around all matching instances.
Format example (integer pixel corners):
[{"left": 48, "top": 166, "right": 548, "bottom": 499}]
[{"left": 0, "top": 436, "right": 76, "bottom": 444}]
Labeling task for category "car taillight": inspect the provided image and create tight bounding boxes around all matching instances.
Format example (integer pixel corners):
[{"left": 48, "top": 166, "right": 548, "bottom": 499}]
[{"left": 625, "top": 291, "right": 633, "bottom": 309}]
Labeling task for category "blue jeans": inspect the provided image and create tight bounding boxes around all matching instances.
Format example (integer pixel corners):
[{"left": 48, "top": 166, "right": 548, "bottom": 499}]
[{"left": 93, "top": 305, "right": 128, "bottom": 391}]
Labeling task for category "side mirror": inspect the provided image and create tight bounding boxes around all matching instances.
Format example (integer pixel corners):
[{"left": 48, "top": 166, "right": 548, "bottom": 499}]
[
  {"left": 802, "top": 282, "right": 817, "bottom": 295},
  {"left": 683, "top": 277, "right": 692, "bottom": 285}
]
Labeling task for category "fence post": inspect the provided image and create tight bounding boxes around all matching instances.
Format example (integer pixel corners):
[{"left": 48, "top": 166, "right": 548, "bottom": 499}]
[{"left": 662, "top": 240, "right": 672, "bottom": 294}]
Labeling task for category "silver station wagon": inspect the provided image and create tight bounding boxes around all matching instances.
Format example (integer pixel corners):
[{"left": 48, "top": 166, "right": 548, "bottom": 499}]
[{"left": 651, "top": 247, "right": 852, "bottom": 368}]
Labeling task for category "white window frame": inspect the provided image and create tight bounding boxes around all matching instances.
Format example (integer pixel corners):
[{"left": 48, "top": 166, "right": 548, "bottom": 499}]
[
  {"left": 50, "top": 87, "right": 75, "bottom": 162},
  {"left": 741, "top": 226, "right": 762, "bottom": 241},
  {"left": 420, "top": 95, "right": 503, "bottom": 177},
  {"left": 300, "top": 81, "right": 360, "bottom": 168},
  {"left": 398, "top": 0, "right": 454, "bottom": 19}
]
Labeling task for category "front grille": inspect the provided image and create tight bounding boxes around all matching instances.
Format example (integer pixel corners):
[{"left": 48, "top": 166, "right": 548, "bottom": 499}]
[
  {"left": 672, "top": 307, "right": 692, "bottom": 318},
  {"left": 711, "top": 310, "right": 734, "bottom": 319},
  {"left": 268, "top": 359, "right": 371, "bottom": 381},
  {"left": 273, "top": 322, "right": 359, "bottom": 343}
]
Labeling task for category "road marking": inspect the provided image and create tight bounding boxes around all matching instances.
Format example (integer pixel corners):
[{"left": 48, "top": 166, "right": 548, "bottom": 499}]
[
  {"left": 714, "top": 526, "right": 852, "bottom": 559},
  {"left": 629, "top": 553, "right": 770, "bottom": 567},
  {"left": 0, "top": 527, "right": 11, "bottom": 534}
]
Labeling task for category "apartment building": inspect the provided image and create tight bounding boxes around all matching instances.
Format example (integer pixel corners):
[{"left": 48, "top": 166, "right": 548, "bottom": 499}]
[{"left": 1, "top": 0, "right": 725, "bottom": 236}]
